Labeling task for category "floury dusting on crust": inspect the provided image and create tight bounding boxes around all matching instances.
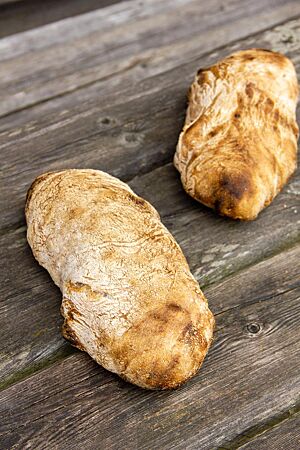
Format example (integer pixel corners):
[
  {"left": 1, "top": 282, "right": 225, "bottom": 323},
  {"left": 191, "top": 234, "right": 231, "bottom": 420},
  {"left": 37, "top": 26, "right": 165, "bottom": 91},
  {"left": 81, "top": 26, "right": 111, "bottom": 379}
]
[{"left": 26, "top": 169, "right": 215, "bottom": 389}]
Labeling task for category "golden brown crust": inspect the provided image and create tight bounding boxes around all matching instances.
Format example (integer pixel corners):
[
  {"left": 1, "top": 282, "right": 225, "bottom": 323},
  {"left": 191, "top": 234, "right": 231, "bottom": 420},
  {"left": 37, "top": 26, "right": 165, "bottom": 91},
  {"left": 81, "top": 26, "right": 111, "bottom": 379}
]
[
  {"left": 174, "top": 49, "right": 299, "bottom": 220},
  {"left": 26, "top": 169, "right": 214, "bottom": 389}
]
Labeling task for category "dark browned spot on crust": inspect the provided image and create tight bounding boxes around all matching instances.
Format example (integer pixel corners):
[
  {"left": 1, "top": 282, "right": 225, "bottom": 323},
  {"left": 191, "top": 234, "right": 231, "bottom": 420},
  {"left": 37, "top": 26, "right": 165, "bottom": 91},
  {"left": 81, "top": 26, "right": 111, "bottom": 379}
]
[
  {"left": 68, "top": 281, "right": 89, "bottom": 292},
  {"left": 67, "top": 282, "right": 108, "bottom": 301},
  {"left": 25, "top": 172, "right": 53, "bottom": 212},
  {"left": 62, "top": 321, "right": 84, "bottom": 351},
  {"left": 271, "top": 154, "right": 279, "bottom": 174},
  {"left": 167, "top": 303, "right": 183, "bottom": 312},
  {"left": 243, "top": 55, "right": 255, "bottom": 61},
  {"left": 220, "top": 172, "right": 251, "bottom": 200},
  {"left": 197, "top": 70, "right": 211, "bottom": 85},
  {"left": 245, "top": 82, "right": 255, "bottom": 98},
  {"left": 114, "top": 299, "right": 213, "bottom": 389},
  {"left": 207, "top": 124, "right": 224, "bottom": 139},
  {"left": 292, "top": 123, "right": 299, "bottom": 138},
  {"left": 68, "top": 207, "right": 85, "bottom": 219},
  {"left": 148, "top": 310, "right": 168, "bottom": 323},
  {"left": 180, "top": 323, "right": 196, "bottom": 343},
  {"left": 143, "top": 372, "right": 172, "bottom": 390},
  {"left": 62, "top": 298, "right": 82, "bottom": 319},
  {"left": 274, "top": 110, "right": 280, "bottom": 121},
  {"left": 62, "top": 298, "right": 85, "bottom": 349},
  {"left": 265, "top": 97, "right": 274, "bottom": 113},
  {"left": 264, "top": 51, "right": 287, "bottom": 68},
  {"left": 127, "top": 193, "right": 147, "bottom": 207},
  {"left": 144, "top": 355, "right": 183, "bottom": 389},
  {"left": 165, "top": 355, "right": 180, "bottom": 373},
  {"left": 234, "top": 113, "right": 241, "bottom": 119},
  {"left": 272, "top": 108, "right": 297, "bottom": 135},
  {"left": 180, "top": 323, "right": 207, "bottom": 349},
  {"left": 143, "top": 354, "right": 186, "bottom": 390}
]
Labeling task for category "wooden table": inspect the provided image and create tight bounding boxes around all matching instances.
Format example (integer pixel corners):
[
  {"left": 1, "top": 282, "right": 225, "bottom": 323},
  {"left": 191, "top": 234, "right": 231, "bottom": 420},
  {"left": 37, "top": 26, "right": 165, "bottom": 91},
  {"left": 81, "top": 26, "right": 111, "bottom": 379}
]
[{"left": 0, "top": 0, "right": 300, "bottom": 448}]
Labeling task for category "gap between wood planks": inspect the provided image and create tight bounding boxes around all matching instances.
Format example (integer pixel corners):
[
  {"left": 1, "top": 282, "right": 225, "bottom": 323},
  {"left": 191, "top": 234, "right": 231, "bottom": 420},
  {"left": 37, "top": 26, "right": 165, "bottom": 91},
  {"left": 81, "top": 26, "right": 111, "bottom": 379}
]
[
  {"left": 221, "top": 406, "right": 300, "bottom": 449},
  {"left": 0, "top": 246, "right": 299, "bottom": 449},
  {"left": 237, "top": 410, "right": 300, "bottom": 449}
]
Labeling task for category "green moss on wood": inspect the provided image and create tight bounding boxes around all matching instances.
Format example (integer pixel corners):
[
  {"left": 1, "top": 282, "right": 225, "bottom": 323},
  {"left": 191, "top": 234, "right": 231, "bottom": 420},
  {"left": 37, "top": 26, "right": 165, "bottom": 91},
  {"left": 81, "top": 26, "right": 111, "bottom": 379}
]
[{"left": 0, "top": 344, "right": 75, "bottom": 392}]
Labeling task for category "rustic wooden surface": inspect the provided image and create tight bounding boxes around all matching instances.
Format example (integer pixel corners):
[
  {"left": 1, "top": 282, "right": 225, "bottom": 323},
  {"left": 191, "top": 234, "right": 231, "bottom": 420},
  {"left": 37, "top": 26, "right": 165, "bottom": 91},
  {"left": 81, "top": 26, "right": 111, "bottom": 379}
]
[{"left": 0, "top": 0, "right": 299, "bottom": 449}]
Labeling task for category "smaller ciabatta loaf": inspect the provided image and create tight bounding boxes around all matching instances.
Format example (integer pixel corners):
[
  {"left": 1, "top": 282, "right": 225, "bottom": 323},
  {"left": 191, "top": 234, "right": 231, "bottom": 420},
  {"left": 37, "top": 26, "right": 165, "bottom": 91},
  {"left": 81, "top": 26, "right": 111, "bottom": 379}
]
[
  {"left": 26, "top": 169, "right": 214, "bottom": 389},
  {"left": 174, "top": 49, "right": 299, "bottom": 220}
]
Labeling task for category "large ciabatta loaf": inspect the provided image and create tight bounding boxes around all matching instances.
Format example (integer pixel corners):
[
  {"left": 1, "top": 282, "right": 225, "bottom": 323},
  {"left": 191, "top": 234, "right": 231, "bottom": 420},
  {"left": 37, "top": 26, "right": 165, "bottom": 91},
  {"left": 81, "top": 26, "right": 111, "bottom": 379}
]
[
  {"left": 26, "top": 169, "right": 214, "bottom": 389},
  {"left": 174, "top": 49, "right": 299, "bottom": 220}
]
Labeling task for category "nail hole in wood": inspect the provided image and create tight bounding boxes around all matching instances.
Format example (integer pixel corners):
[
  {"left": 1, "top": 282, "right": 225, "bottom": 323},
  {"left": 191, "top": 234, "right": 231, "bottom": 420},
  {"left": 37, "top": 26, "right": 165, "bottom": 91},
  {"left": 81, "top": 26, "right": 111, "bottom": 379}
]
[{"left": 246, "top": 322, "right": 261, "bottom": 334}]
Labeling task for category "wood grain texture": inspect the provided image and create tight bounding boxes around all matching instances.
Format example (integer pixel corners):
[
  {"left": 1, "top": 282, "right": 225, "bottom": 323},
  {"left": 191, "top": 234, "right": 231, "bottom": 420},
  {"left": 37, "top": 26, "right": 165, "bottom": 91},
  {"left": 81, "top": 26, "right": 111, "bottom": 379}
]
[
  {"left": 0, "top": 246, "right": 299, "bottom": 449},
  {"left": 1, "top": 19, "right": 300, "bottom": 231},
  {"left": 0, "top": 0, "right": 299, "bottom": 116},
  {"left": 0, "top": 0, "right": 123, "bottom": 39},
  {"left": 240, "top": 413, "right": 300, "bottom": 449}
]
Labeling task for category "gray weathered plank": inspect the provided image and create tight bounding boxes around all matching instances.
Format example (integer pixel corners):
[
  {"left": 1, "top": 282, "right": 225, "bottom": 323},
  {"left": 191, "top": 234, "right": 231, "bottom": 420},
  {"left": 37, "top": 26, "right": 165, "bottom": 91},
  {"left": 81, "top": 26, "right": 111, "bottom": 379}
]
[
  {"left": 240, "top": 413, "right": 300, "bottom": 450},
  {"left": 0, "top": 246, "right": 299, "bottom": 449},
  {"left": 0, "top": 0, "right": 123, "bottom": 39},
  {"left": 1, "top": 19, "right": 300, "bottom": 230},
  {"left": 1, "top": 159, "right": 299, "bottom": 388},
  {"left": 0, "top": 0, "right": 299, "bottom": 116}
]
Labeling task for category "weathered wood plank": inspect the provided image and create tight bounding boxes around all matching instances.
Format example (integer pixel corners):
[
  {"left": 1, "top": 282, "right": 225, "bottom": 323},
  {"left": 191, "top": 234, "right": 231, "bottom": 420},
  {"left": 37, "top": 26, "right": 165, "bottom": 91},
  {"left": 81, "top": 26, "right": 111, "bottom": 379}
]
[
  {"left": 0, "top": 246, "right": 299, "bottom": 449},
  {"left": 239, "top": 412, "right": 300, "bottom": 449},
  {"left": 1, "top": 19, "right": 300, "bottom": 230},
  {"left": 1, "top": 159, "right": 299, "bottom": 388},
  {"left": 0, "top": 225, "right": 70, "bottom": 390},
  {"left": 0, "top": 0, "right": 299, "bottom": 116},
  {"left": 0, "top": 0, "right": 123, "bottom": 39}
]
